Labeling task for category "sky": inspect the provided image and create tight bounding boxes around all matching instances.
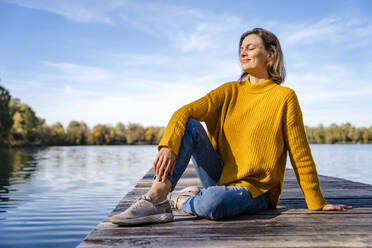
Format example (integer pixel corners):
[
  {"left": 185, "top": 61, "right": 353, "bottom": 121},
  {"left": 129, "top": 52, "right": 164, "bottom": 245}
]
[{"left": 1, "top": 0, "right": 372, "bottom": 129}]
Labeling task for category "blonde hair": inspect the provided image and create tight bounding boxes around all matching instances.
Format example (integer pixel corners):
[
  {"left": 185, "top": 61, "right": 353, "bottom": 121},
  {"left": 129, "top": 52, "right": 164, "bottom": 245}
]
[{"left": 238, "top": 28, "right": 286, "bottom": 84}]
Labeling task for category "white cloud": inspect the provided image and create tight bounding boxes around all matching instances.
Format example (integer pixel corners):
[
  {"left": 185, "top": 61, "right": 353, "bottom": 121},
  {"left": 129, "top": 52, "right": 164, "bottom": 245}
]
[
  {"left": 169, "top": 16, "right": 243, "bottom": 53},
  {"left": 103, "top": 51, "right": 242, "bottom": 88},
  {"left": 4, "top": 1, "right": 372, "bottom": 128},
  {"left": 38, "top": 80, "right": 209, "bottom": 128},
  {"left": 6, "top": 0, "right": 115, "bottom": 23},
  {"left": 285, "top": 64, "right": 372, "bottom": 105},
  {"left": 8, "top": 1, "right": 372, "bottom": 51},
  {"left": 281, "top": 16, "right": 372, "bottom": 48},
  {"left": 8, "top": 0, "right": 244, "bottom": 53},
  {"left": 117, "top": 3, "right": 245, "bottom": 53},
  {"left": 61, "top": 85, "right": 100, "bottom": 98},
  {"left": 111, "top": 53, "right": 171, "bottom": 67},
  {"left": 304, "top": 107, "right": 372, "bottom": 127},
  {"left": 42, "top": 61, "right": 113, "bottom": 83},
  {"left": 299, "top": 87, "right": 372, "bottom": 104},
  {"left": 174, "top": 32, "right": 211, "bottom": 53}
]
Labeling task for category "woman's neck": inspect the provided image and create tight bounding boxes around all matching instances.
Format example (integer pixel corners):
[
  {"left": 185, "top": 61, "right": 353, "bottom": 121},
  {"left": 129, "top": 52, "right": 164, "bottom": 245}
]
[{"left": 248, "top": 71, "right": 269, "bottom": 84}]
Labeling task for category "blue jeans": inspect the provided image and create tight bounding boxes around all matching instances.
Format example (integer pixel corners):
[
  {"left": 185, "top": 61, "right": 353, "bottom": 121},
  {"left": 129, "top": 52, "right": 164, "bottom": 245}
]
[{"left": 159, "top": 118, "right": 269, "bottom": 220}]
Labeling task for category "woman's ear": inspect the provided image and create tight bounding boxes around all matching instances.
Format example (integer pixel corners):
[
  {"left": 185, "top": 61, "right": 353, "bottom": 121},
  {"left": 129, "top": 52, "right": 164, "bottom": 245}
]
[
  {"left": 267, "top": 50, "right": 274, "bottom": 61},
  {"left": 266, "top": 50, "right": 274, "bottom": 65}
]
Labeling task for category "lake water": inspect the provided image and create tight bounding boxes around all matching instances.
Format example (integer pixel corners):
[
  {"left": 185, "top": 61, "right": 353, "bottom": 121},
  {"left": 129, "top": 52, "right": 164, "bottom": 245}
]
[{"left": 0, "top": 144, "right": 371, "bottom": 248}]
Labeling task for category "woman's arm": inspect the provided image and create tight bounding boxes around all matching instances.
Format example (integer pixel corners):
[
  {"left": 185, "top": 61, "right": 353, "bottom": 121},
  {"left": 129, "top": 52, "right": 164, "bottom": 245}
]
[
  {"left": 157, "top": 82, "right": 231, "bottom": 157},
  {"left": 154, "top": 82, "right": 231, "bottom": 182},
  {"left": 284, "top": 90, "right": 351, "bottom": 211}
]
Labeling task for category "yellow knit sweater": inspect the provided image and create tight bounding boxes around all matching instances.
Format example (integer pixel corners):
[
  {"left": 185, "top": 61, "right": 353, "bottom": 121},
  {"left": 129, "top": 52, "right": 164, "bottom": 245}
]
[{"left": 158, "top": 77, "right": 327, "bottom": 211}]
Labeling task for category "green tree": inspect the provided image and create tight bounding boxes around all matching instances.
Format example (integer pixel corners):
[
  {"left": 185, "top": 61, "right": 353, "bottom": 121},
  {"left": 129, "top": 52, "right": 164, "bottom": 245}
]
[
  {"left": 340, "top": 122, "right": 353, "bottom": 143},
  {"left": 90, "top": 124, "right": 111, "bottom": 145},
  {"left": 352, "top": 128, "right": 363, "bottom": 144},
  {"left": 50, "top": 122, "right": 66, "bottom": 145},
  {"left": 113, "top": 122, "right": 127, "bottom": 144},
  {"left": 20, "top": 104, "right": 43, "bottom": 144},
  {"left": 325, "top": 123, "right": 341, "bottom": 144},
  {"left": 156, "top": 127, "right": 165, "bottom": 144},
  {"left": 304, "top": 125, "right": 314, "bottom": 144},
  {"left": 66, "top": 121, "right": 89, "bottom": 145},
  {"left": 313, "top": 124, "right": 325, "bottom": 144},
  {"left": 144, "top": 126, "right": 164, "bottom": 144},
  {"left": 8, "top": 99, "right": 43, "bottom": 146},
  {"left": 125, "top": 123, "right": 145, "bottom": 145},
  {"left": 368, "top": 126, "right": 372, "bottom": 144},
  {"left": 105, "top": 125, "right": 115, "bottom": 145},
  {"left": 348, "top": 127, "right": 356, "bottom": 143},
  {"left": 342, "top": 125, "right": 354, "bottom": 143},
  {"left": 0, "top": 85, "right": 13, "bottom": 146},
  {"left": 9, "top": 98, "right": 21, "bottom": 117},
  {"left": 9, "top": 111, "right": 26, "bottom": 146},
  {"left": 362, "top": 129, "right": 370, "bottom": 144},
  {"left": 33, "top": 119, "right": 53, "bottom": 146}
]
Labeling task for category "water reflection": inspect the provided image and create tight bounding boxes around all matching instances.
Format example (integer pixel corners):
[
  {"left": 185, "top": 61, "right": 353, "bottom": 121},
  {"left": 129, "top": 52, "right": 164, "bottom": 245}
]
[
  {"left": 0, "top": 145, "right": 157, "bottom": 248},
  {"left": 299, "top": 144, "right": 372, "bottom": 185},
  {"left": 0, "top": 148, "right": 43, "bottom": 205},
  {"left": 0, "top": 144, "right": 371, "bottom": 248}
]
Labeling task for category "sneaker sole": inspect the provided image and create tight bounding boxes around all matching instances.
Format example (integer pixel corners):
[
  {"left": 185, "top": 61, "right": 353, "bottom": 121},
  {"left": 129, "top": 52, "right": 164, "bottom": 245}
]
[{"left": 111, "top": 213, "right": 174, "bottom": 226}]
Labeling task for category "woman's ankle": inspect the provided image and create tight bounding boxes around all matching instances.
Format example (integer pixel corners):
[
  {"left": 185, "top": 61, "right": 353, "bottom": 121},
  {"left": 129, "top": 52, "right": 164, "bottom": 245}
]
[
  {"left": 146, "top": 178, "right": 172, "bottom": 203},
  {"left": 146, "top": 192, "right": 166, "bottom": 203}
]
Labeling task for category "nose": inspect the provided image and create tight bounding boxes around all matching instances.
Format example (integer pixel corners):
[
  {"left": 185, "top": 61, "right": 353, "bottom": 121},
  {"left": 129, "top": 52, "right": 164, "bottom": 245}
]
[{"left": 240, "top": 47, "right": 247, "bottom": 57}]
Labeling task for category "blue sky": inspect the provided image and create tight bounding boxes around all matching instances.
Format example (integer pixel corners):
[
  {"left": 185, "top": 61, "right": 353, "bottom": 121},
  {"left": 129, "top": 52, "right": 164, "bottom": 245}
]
[{"left": 1, "top": 0, "right": 372, "bottom": 129}]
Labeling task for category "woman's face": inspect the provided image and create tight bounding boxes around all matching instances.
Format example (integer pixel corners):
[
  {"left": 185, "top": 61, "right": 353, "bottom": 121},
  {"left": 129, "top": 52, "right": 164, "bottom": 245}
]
[{"left": 239, "top": 34, "right": 271, "bottom": 75}]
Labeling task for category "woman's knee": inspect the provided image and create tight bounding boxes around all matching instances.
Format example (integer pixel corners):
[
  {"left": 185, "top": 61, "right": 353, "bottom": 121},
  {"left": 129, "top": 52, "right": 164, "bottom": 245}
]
[
  {"left": 185, "top": 118, "right": 203, "bottom": 135},
  {"left": 193, "top": 186, "right": 229, "bottom": 220}
]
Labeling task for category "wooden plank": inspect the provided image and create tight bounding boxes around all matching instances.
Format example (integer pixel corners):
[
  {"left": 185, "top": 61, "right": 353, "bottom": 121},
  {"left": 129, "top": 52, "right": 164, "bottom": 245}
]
[
  {"left": 78, "top": 164, "right": 372, "bottom": 248},
  {"left": 95, "top": 214, "right": 372, "bottom": 228},
  {"left": 78, "top": 235, "right": 372, "bottom": 248}
]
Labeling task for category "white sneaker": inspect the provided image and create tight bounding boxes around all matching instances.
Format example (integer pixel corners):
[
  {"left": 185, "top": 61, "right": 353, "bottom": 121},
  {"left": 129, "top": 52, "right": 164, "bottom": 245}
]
[
  {"left": 110, "top": 195, "right": 174, "bottom": 226},
  {"left": 167, "top": 186, "right": 202, "bottom": 209}
]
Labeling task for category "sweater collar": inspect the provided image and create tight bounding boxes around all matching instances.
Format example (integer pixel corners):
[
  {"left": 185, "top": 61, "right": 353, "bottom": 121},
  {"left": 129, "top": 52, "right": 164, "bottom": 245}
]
[{"left": 242, "top": 76, "right": 278, "bottom": 93}]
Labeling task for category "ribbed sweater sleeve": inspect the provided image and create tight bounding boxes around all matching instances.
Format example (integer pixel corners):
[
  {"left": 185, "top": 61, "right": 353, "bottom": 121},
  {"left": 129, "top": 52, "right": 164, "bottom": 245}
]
[
  {"left": 157, "top": 83, "right": 229, "bottom": 157},
  {"left": 284, "top": 91, "right": 327, "bottom": 211}
]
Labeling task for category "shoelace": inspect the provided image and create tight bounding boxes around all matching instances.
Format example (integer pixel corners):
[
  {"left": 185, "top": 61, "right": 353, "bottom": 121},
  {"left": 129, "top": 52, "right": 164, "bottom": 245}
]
[{"left": 129, "top": 196, "right": 152, "bottom": 211}]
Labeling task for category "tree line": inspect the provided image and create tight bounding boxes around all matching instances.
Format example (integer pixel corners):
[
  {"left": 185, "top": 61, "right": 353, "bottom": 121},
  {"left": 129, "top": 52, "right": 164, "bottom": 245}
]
[
  {"left": 0, "top": 85, "right": 164, "bottom": 147},
  {"left": 1, "top": 85, "right": 372, "bottom": 148}
]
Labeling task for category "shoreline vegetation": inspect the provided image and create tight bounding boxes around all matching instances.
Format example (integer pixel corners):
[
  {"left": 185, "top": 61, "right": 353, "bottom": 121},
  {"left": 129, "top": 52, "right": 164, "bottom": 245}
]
[{"left": 1, "top": 85, "right": 372, "bottom": 149}]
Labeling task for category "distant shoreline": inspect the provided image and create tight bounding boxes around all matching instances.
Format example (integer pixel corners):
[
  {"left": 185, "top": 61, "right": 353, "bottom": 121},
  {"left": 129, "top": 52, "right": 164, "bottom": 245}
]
[{"left": 1, "top": 85, "right": 372, "bottom": 149}]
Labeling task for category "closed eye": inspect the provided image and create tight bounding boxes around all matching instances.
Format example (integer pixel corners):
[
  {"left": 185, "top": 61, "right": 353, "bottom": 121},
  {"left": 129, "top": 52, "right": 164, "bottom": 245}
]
[{"left": 240, "top": 45, "right": 257, "bottom": 51}]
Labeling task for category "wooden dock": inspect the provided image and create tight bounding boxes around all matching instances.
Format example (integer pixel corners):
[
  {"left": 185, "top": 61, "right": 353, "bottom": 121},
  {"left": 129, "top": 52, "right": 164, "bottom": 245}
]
[{"left": 78, "top": 164, "right": 372, "bottom": 247}]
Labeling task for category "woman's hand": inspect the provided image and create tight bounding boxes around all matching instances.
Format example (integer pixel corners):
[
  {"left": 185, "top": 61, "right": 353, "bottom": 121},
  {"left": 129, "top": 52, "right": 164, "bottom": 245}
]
[
  {"left": 153, "top": 147, "right": 177, "bottom": 183},
  {"left": 322, "top": 204, "right": 352, "bottom": 211}
]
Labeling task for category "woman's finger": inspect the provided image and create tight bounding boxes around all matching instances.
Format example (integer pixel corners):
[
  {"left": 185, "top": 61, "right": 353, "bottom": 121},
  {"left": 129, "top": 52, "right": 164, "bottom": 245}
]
[
  {"left": 157, "top": 156, "right": 167, "bottom": 181},
  {"left": 162, "top": 159, "right": 173, "bottom": 182},
  {"left": 336, "top": 204, "right": 352, "bottom": 211},
  {"left": 323, "top": 204, "right": 352, "bottom": 211},
  {"left": 153, "top": 153, "right": 160, "bottom": 172},
  {"left": 340, "top": 204, "right": 352, "bottom": 209},
  {"left": 156, "top": 155, "right": 164, "bottom": 180},
  {"left": 154, "top": 154, "right": 160, "bottom": 176}
]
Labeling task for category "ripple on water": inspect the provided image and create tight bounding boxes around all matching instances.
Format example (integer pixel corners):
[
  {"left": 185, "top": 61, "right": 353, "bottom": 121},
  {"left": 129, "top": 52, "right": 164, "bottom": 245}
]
[
  {"left": 1, "top": 145, "right": 372, "bottom": 247},
  {"left": 0, "top": 145, "right": 157, "bottom": 248}
]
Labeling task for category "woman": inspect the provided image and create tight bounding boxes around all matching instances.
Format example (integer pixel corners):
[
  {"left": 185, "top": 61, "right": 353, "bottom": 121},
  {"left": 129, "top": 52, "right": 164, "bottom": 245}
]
[{"left": 111, "top": 28, "right": 352, "bottom": 225}]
